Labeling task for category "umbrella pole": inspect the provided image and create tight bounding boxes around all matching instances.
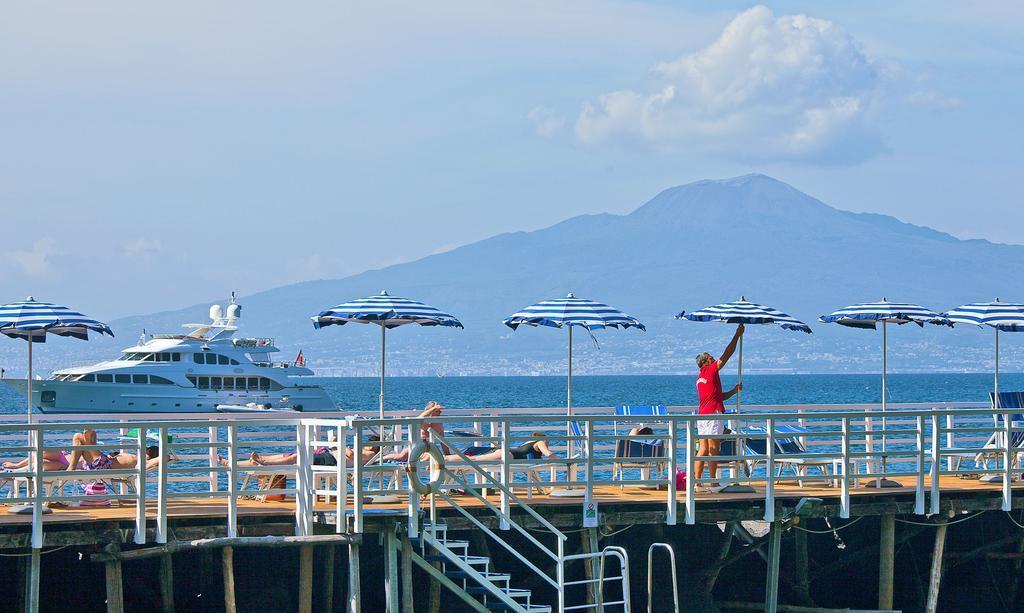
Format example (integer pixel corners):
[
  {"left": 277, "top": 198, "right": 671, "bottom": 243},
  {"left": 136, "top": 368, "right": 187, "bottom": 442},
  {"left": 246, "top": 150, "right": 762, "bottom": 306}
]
[
  {"left": 379, "top": 324, "right": 386, "bottom": 420},
  {"left": 719, "top": 329, "right": 755, "bottom": 494},
  {"left": 869, "top": 320, "right": 900, "bottom": 488},
  {"left": 567, "top": 326, "right": 573, "bottom": 417},
  {"left": 27, "top": 336, "right": 33, "bottom": 426},
  {"left": 995, "top": 328, "right": 1000, "bottom": 407},
  {"left": 736, "top": 333, "right": 743, "bottom": 413}
]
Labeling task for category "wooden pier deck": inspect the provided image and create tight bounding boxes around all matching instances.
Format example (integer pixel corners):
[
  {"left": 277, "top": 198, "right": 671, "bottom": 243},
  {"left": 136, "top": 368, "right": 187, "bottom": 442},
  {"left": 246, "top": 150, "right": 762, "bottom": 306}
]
[{"left": 2, "top": 475, "right": 1019, "bottom": 541}]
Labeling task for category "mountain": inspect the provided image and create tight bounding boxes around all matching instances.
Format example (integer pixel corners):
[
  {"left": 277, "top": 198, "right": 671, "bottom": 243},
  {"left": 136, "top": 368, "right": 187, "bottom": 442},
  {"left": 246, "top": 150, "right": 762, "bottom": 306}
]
[{"left": 9, "top": 174, "right": 1024, "bottom": 376}]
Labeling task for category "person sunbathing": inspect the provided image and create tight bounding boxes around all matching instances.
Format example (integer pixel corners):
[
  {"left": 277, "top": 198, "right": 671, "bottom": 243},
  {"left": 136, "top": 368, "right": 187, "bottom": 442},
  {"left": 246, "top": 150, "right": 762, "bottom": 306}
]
[
  {"left": 64, "top": 428, "right": 167, "bottom": 472},
  {"left": 219, "top": 435, "right": 381, "bottom": 468},
  {"left": 384, "top": 401, "right": 448, "bottom": 462},
  {"left": 3, "top": 450, "right": 81, "bottom": 472},
  {"left": 450, "top": 433, "right": 557, "bottom": 463}
]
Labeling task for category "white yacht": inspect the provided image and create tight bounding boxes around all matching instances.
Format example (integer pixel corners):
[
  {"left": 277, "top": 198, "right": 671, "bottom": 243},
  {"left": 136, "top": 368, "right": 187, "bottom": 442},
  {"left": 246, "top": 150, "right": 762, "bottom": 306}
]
[{"left": 5, "top": 297, "right": 336, "bottom": 413}]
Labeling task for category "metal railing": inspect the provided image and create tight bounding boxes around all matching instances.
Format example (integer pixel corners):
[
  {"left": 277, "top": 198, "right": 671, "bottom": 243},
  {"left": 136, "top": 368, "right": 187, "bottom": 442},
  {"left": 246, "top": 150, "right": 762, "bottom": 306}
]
[{"left": 0, "top": 401, "right": 1019, "bottom": 561}]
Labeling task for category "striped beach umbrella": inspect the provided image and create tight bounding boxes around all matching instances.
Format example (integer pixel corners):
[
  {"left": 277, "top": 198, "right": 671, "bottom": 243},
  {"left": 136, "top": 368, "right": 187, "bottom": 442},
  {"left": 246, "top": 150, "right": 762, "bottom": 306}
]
[
  {"left": 820, "top": 299, "right": 948, "bottom": 487},
  {"left": 944, "top": 299, "right": 1024, "bottom": 408},
  {"left": 504, "top": 293, "right": 645, "bottom": 415},
  {"left": 0, "top": 297, "right": 113, "bottom": 424},
  {"left": 678, "top": 297, "right": 811, "bottom": 412},
  {"left": 312, "top": 290, "right": 463, "bottom": 418}
]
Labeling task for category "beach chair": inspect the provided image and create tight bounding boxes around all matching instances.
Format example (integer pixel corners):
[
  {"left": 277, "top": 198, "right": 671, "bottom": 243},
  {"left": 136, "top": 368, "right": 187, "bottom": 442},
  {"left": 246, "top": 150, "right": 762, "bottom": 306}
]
[
  {"left": 612, "top": 406, "right": 668, "bottom": 486},
  {"left": 744, "top": 425, "right": 834, "bottom": 487},
  {"left": 971, "top": 392, "right": 1024, "bottom": 477}
]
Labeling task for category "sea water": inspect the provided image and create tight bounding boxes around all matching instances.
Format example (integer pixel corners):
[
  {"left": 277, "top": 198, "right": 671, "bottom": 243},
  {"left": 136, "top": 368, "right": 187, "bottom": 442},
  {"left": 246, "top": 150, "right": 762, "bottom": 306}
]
[{"left": 0, "top": 373, "right": 1021, "bottom": 414}]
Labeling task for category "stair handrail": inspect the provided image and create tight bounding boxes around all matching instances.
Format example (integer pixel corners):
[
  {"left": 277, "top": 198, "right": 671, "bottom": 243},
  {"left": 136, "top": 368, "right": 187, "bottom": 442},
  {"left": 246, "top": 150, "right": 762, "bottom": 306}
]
[
  {"left": 596, "top": 546, "right": 631, "bottom": 612},
  {"left": 647, "top": 543, "right": 679, "bottom": 613},
  {"left": 431, "top": 430, "right": 568, "bottom": 549}
]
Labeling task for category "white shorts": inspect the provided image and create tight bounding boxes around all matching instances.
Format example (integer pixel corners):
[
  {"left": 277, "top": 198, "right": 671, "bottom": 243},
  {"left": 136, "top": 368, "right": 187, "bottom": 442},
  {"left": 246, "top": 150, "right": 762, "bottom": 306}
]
[{"left": 697, "top": 418, "right": 725, "bottom": 437}]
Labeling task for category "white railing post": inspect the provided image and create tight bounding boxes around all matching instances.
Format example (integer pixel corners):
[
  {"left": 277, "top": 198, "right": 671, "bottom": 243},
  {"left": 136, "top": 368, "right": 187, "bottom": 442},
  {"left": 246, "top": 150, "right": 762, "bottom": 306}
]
[
  {"left": 915, "top": 415, "right": 925, "bottom": 515},
  {"left": 405, "top": 420, "right": 418, "bottom": 538},
  {"left": 135, "top": 427, "right": 147, "bottom": 544},
  {"left": 930, "top": 413, "right": 941, "bottom": 515},
  {"left": 585, "top": 420, "right": 595, "bottom": 504},
  {"left": 338, "top": 420, "right": 349, "bottom": 535},
  {"left": 1003, "top": 410, "right": 1013, "bottom": 512},
  {"left": 667, "top": 419, "right": 677, "bottom": 526},
  {"left": 295, "top": 422, "right": 312, "bottom": 536},
  {"left": 157, "top": 425, "right": 169, "bottom": 543},
  {"left": 764, "top": 417, "right": 775, "bottom": 522},
  {"left": 227, "top": 424, "right": 238, "bottom": 538},
  {"left": 840, "top": 416, "right": 851, "bottom": 519},
  {"left": 500, "top": 419, "right": 511, "bottom": 530},
  {"left": 31, "top": 427, "right": 43, "bottom": 549},
  {"left": 208, "top": 425, "right": 219, "bottom": 492},
  {"left": 557, "top": 538, "right": 566, "bottom": 613},
  {"left": 945, "top": 413, "right": 955, "bottom": 472},
  {"left": 685, "top": 419, "right": 695, "bottom": 524},
  {"left": 352, "top": 426, "right": 364, "bottom": 533}
]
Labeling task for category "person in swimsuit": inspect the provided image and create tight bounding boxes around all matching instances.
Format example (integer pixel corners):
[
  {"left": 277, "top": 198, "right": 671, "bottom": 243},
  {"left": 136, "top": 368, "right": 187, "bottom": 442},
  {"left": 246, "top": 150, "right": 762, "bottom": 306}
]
[
  {"left": 2, "top": 450, "right": 78, "bottom": 471},
  {"left": 220, "top": 435, "right": 381, "bottom": 468},
  {"left": 450, "top": 433, "right": 556, "bottom": 463},
  {"left": 64, "top": 429, "right": 166, "bottom": 473},
  {"left": 383, "top": 401, "right": 448, "bottom": 462}
]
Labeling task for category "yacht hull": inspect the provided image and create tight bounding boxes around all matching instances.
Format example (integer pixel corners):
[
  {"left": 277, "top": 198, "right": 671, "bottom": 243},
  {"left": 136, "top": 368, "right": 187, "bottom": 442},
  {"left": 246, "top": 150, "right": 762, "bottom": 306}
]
[{"left": 2, "top": 379, "right": 336, "bottom": 414}]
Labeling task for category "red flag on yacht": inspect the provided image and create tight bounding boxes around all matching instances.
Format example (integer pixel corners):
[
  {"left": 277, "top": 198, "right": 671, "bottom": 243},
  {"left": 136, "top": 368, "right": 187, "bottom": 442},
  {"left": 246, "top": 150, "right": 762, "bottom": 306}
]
[{"left": 295, "top": 350, "right": 304, "bottom": 367}]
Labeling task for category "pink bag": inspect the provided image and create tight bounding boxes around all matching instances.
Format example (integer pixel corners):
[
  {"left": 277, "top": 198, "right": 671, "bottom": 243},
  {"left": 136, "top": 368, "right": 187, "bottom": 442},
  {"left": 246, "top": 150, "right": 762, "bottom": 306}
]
[
  {"left": 80, "top": 480, "right": 111, "bottom": 507},
  {"left": 675, "top": 469, "right": 687, "bottom": 489}
]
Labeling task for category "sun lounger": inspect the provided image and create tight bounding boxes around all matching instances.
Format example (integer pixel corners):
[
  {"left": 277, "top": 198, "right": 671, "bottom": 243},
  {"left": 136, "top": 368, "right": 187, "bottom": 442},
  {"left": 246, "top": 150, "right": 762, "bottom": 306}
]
[
  {"left": 969, "top": 392, "right": 1024, "bottom": 477},
  {"left": 744, "top": 425, "right": 835, "bottom": 486},
  {"left": 612, "top": 405, "right": 668, "bottom": 485}
]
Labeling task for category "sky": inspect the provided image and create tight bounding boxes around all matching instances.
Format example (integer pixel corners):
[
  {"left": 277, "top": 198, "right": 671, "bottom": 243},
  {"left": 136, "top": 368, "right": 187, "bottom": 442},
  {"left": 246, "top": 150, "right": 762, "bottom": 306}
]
[{"left": 1, "top": 1, "right": 1021, "bottom": 320}]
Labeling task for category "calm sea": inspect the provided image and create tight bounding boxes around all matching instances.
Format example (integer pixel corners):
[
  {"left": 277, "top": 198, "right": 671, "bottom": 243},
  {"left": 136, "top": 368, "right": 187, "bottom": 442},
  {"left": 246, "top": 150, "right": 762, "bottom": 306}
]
[{"left": 1, "top": 373, "right": 1018, "bottom": 415}]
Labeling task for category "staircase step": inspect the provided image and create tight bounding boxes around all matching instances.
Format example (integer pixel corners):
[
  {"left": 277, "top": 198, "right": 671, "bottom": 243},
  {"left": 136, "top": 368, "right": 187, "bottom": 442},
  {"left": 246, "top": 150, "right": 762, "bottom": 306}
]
[
  {"left": 488, "top": 603, "right": 551, "bottom": 612},
  {"left": 411, "top": 538, "right": 468, "bottom": 551},
  {"left": 424, "top": 554, "right": 490, "bottom": 566},
  {"left": 443, "top": 570, "right": 510, "bottom": 584},
  {"left": 466, "top": 586, "right": 532, "bottom": 600}
]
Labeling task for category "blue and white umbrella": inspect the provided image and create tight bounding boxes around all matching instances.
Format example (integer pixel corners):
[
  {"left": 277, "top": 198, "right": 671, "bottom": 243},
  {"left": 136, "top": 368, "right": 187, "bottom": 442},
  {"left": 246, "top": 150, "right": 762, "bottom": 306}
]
[
  {"left": 819, "top": 298, "right": 948, "bottom": 410},
  {"left": 504, "top": 293, "right": 645, "bottom": 415},
  {"left": 0, "top": 297, "right": 113, "bottom": 424},
  {"left": 312, "top": 290, "right": 463, "bottom": 418},
  {"left": 820, "top": 299, "right": 948, "bottom": 486},
  {"left": 678, "top": 296, "right": 811, "bottom": 412},
  {"left": 944, "top": 299, "right": 1024, "bottom": 408}
]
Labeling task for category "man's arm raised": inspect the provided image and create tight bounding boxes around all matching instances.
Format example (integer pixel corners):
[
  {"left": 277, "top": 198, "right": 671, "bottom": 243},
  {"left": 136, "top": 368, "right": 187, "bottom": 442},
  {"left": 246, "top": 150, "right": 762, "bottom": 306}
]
[{"left": 717, "top": 324, "right": 744, "bottom": 369}]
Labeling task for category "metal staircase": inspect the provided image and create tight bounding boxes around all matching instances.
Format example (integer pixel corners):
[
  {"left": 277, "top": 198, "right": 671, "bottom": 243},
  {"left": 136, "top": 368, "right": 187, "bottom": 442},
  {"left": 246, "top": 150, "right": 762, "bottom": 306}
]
[
  {"left": 416, "top": 521, "right": 553, "bottom": 612},
  {"left": 407, "top": 431, "right": 567, "bottom": 612}
]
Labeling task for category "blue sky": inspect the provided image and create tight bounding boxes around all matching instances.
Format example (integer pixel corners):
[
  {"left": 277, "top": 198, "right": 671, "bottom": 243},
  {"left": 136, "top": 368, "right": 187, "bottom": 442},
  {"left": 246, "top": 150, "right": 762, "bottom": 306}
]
[{"left": 1, "top": 1, "right": 1021, "bottom": 319}]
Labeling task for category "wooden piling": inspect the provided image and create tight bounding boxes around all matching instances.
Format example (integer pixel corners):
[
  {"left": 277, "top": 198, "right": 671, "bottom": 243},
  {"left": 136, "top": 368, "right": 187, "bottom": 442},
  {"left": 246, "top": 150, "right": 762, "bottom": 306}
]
[
  {"left": 925, "top": 523, "right": 948, "bottom": 613},
  {"left": 878, "top": 514, "right": 895, "bottom": 610},
  {"left": 323, "top": 545, "right": 336, "bottom": 613},
  {"left": 104, "top": 552, "right": 125, "bottom": 613},
  {"left": 222, "top": 546, "right": 236, "bottom": 613},
  {"left": 159, "top": 553, "right": 175, "bottom": 613},
  {"left": 401, "top": 534, "right": 415, "bottom": 613},
  {"left": 584, "top": 527, "right": 600, "bottom": 604},
  {"left": 794, "top": 528, "right": 812, "bottom": 607},
  {"left": 299, "top": 544, "right": 313, "bottom": 613}
]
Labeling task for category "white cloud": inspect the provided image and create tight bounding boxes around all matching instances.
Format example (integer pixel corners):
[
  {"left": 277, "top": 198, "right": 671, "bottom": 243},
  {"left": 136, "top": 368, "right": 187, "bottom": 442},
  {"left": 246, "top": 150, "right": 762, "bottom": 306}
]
[
  {"left": 575, "top": 5, "right": 888, "bottom": 163},
  {"left": 121, "top": 238, "right": 162, "bottom": 259},
  {"left": 527, "top": 106, "right": 566, "bottom": 138},
  {"left": 10, "top": 238, "right": 61, "bottom": 276}
]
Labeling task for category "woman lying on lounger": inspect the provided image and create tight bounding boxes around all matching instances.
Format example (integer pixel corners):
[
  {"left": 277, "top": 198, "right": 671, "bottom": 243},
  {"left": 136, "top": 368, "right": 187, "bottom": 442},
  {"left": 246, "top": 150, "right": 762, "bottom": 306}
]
[
  {"left": 219, "top": 435, "right": 381, "bottom": 468},
  {"left": 449, "top": 432, "right": 557, "bottom": 463},
  {"left": 64, "top": 429, "right": 167, "bottom": 472},
  {"left": 3, "top": 450, "right": 82, "bottom": 472}
]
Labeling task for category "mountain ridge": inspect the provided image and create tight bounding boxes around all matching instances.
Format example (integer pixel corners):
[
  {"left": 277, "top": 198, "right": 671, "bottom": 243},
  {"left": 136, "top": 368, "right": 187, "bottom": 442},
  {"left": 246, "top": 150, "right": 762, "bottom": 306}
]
[{"left": 7, "top": 174, "right": 1023, "bottom": 376}]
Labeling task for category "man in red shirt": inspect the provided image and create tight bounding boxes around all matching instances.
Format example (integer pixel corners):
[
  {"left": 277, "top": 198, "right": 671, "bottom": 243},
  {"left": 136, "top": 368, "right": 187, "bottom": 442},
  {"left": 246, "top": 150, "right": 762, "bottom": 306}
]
[{"left": 693, "top": 324, "right": 744, "bottom": 491}]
